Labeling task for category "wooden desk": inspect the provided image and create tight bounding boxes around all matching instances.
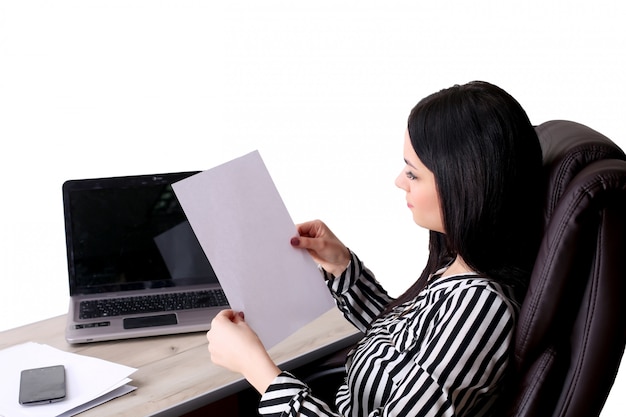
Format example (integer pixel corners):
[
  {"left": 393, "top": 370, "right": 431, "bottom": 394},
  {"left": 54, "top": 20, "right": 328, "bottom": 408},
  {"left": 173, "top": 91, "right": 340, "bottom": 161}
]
[{"left": 0, "top": 308, "right": 361, "bottom": 417}]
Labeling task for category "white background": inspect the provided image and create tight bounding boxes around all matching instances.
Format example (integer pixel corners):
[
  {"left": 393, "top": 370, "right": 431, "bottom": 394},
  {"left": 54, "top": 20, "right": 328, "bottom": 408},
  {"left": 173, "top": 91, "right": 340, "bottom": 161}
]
[{"left": 0, "top": 1, "right": 624, "bottom": 414}]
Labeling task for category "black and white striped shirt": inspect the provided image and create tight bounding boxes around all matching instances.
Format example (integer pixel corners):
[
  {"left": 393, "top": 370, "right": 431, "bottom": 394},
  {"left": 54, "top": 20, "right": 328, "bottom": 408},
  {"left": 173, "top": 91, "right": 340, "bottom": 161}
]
[{"left": 259, "top": 251, "right": 518, "bottom": 417}]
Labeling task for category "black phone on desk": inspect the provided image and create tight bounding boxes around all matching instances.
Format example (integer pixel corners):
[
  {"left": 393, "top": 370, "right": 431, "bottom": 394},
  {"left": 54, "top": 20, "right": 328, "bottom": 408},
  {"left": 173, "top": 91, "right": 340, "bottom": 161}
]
[{"left": 18, "top": 365, "right": 67, "bottom": 405}]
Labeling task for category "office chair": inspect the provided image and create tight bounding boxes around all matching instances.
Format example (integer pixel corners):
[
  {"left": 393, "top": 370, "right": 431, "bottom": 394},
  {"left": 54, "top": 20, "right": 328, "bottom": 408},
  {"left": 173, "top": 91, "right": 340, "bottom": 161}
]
[
  {"left": 504, "top": 120, "right": 626, "bottom": 417},
  {"left": 300, "top": 120, "right": 626, "bottom": 417}
]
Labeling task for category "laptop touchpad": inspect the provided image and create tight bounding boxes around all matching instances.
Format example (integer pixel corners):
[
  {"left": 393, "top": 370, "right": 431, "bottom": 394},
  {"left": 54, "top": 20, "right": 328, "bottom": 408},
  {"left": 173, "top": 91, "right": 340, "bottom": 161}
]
[{"left": 123, "top": 314, "right": 178, "bottom": 329}]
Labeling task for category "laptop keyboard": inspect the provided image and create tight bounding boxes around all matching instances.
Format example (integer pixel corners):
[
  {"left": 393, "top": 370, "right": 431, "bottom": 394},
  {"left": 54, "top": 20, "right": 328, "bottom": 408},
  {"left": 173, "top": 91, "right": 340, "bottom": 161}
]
[{"left": 78, "top": 289, "right": 229, "bottom": 320}]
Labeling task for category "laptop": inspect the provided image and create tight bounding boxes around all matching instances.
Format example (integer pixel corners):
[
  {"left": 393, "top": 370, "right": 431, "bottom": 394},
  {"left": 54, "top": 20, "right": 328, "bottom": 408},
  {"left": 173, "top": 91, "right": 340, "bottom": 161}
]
[{"left": 62, "top": 171, "right": 229, "bottom": 344}]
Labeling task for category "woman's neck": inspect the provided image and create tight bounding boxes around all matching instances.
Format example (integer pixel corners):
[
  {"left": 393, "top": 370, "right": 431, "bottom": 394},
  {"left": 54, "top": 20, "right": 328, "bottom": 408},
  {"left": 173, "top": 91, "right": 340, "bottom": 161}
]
[{"left": 441, "top": 256, "right": 475, "bottom": 278}]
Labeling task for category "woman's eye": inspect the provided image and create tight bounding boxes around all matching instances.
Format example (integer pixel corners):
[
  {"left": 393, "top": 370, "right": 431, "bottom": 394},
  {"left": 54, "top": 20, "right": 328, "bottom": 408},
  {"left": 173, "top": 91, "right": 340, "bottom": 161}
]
[{"left": 405, "top": 171, "right": 417, "bottom": 180}]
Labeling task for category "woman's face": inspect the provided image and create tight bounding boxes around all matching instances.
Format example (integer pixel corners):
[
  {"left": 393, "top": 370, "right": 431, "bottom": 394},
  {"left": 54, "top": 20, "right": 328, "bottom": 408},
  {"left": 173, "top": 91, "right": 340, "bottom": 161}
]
[{"left": 395, "top": 130, "right": 445, "bottom": 233}]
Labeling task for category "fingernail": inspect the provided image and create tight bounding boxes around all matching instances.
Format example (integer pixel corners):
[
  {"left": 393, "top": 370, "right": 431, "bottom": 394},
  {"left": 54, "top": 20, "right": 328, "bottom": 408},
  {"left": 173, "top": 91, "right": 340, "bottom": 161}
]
[{"left": 290, "top": 237, "right": 300, "bottom": 246}]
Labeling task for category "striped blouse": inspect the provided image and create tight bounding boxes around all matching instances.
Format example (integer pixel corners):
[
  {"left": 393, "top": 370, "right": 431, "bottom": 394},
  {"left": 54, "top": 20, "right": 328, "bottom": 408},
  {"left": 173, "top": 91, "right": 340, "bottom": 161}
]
[{"left": 259, "top": 251, "right": 519, "bottom": 417}]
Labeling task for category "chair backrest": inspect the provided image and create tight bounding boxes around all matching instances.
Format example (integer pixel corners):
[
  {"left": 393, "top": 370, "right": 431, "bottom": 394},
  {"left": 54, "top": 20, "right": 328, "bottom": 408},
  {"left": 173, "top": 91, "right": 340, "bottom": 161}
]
[{"left": 505, "top": 120, "right": 626, "bottom": 417}]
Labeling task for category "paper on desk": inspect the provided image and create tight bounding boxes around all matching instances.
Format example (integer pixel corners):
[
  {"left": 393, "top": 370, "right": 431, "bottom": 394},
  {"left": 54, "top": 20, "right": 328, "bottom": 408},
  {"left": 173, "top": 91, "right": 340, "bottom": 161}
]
[
  {"left": 0, "top": 342, "right": 137, "bottom": 417},
  {"left": 57, "top": 384, "right": 136, "bottom": 417},
  {"left": 172, "top": 150, "right": 335, "bottom": 348}
]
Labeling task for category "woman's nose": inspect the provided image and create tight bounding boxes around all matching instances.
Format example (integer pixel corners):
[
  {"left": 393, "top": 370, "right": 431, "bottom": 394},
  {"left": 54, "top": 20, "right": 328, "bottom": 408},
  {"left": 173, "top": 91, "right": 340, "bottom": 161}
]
[{"left": 395, "top": 172, "right": 406, "bottom": 190}]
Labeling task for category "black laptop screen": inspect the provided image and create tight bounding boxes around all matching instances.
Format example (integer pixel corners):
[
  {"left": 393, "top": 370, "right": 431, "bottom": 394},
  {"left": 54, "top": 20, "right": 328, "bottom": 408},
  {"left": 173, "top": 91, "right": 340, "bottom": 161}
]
[{"left": 63, "top": 172, "right": 220, "bottom": 295}]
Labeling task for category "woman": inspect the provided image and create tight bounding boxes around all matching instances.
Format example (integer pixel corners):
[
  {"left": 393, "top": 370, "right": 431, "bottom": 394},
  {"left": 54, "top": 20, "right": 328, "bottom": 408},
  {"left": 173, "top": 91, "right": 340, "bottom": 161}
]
[{"left": 206, "top": 81, "right": 544, "bottom": 416}]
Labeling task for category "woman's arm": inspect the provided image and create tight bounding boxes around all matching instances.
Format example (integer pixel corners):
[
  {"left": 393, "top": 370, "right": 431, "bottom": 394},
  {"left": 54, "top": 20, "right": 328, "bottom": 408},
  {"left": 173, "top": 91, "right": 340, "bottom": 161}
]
[
  {"left": 292, "top": 220, "right": 394, "bottom": 331},
  {"left": 325, "top": 251, "right": 393, "bottom": 332}
]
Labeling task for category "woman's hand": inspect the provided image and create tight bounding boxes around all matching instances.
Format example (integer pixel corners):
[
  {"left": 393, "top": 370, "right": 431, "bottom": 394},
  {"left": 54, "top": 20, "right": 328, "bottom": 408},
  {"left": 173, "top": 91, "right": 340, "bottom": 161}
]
[
  {"left": 291, "top": 220, "right": 351, "bottom": 277},
  {"left": 207, "top": 309, "right": 281, "bottom": 393}
]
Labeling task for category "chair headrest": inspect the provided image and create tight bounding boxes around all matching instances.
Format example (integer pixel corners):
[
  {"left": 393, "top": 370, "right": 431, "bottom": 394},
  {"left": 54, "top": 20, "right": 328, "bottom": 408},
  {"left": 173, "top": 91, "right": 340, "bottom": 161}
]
[{"left": 536, "top": 120, "right": 626, "bottom": 222}]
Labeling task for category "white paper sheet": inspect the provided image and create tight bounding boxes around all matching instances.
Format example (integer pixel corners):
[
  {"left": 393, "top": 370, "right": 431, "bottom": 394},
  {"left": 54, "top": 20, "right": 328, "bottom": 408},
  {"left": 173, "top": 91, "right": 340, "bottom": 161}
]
[
  {"left": 0, "top": 342, "right": 137, "bottom": 417},
  {"left": 172, "top": 150, "right": 335, "bottom": 348},
  {"left": 57, "top": 384, "right": 136, "bottom": 417}
]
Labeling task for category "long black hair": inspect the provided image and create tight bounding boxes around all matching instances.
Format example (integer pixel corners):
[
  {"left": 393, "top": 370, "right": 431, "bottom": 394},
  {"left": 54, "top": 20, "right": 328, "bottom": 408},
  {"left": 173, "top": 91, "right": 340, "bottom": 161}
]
[{"left": 389, "top": 81, "right": 544, "bottom": 310}]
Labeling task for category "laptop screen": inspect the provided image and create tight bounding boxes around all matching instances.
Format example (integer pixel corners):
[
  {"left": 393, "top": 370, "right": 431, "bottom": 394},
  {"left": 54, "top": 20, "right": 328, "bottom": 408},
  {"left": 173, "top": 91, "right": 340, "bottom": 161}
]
[{"left": 63, "top": 172, "right": 220, "bottom": 295}]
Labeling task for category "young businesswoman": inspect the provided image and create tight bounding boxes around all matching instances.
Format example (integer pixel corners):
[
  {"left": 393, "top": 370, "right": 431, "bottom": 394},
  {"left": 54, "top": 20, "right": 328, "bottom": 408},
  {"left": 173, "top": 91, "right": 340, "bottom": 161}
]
[{"left": 206, "top": 81, "right": 544, "bottom": 416}]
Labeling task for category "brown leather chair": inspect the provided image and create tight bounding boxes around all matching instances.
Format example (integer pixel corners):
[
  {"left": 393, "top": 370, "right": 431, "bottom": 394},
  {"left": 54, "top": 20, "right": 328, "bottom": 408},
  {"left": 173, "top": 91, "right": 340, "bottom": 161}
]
[
  {"left": 300, "top": 120, "right": 626, "bottom": 417},
  {"left": 504, "top": 120, "right": 626, "bottom": 417}
]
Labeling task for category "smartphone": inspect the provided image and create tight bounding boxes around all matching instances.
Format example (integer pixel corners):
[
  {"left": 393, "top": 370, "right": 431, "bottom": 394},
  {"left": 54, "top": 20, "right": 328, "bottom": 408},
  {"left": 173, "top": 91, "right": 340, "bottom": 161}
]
[{"left": 18, "top": 365, "right": 67, "bottom": 405}]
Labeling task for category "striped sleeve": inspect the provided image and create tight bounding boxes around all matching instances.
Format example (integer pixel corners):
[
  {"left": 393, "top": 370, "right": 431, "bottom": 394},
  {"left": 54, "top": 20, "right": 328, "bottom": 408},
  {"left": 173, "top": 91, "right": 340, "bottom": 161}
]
[
  {"left": 259, "top": 372, "right": 340, "bottom": 417},
  {"left": 325, "top": 251, "right": 394, "bottom": 332}
]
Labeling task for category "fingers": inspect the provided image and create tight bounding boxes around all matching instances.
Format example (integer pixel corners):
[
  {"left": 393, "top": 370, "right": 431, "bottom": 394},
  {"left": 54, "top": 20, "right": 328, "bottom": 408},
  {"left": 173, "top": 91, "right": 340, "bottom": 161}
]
[
  {"left": 295, "top": 219, "right": 326, "bottom": 238},
  {"left": 212, "top": 309, "right": 245, "bottom": 326},
  {"left": 291, "top": 220, "right": 351, "bottom": 276},
  {"left": 208, "top": 310, "right": 244, "bottom": 341},
  {"left": 293, "top": 220, "right": 330, "bottom": 249},
  {"left": 215, "top": 309, "right": 237, "bottom": 320},
  {"left": 291, "top": 220, "right": 327, "bottom": 255}
]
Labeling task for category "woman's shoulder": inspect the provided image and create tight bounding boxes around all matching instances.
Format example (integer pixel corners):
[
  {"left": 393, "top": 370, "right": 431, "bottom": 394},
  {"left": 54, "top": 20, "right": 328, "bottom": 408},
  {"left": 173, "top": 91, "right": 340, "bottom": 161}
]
[{"left": 429, "top": 273, "right": 520, "bottom": 310}]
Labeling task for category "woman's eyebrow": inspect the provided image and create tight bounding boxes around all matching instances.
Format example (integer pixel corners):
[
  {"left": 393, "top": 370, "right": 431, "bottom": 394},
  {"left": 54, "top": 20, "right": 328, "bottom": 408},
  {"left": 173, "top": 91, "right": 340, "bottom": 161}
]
[{"left": 404, "top": 158, "right": 417, "bottom": 169}]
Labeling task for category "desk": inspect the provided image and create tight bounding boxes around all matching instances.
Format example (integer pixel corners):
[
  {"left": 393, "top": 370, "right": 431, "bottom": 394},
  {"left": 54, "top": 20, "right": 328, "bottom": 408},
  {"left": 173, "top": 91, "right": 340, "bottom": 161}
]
[{"left": 0, "top": 308, "right": 361, "bottom": 417}]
